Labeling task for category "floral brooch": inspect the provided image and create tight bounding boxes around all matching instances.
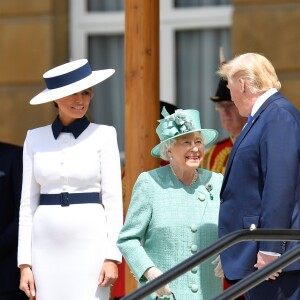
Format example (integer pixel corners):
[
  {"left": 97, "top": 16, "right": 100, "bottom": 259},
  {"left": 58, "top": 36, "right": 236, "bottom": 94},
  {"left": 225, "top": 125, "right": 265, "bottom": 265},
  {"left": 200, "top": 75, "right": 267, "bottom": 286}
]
[{"left": 205, "top": 183, "right": 213, "bottom": 200}]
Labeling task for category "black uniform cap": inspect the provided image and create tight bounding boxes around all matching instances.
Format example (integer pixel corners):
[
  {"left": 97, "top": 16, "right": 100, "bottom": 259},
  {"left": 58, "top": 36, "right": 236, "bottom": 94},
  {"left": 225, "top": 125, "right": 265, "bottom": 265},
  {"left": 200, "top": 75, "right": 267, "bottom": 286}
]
[{"left": 210, "top": 79, "right": 232, "bottom": 102}]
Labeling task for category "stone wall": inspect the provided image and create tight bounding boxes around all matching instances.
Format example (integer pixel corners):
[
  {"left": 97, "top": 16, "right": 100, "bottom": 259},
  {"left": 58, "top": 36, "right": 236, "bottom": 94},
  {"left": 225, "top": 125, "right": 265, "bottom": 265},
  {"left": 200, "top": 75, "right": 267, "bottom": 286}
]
[
  {"left": 0, "top": 0, "right": 68, "bottom": 145},
  {"left": 1, "top": 0, "right": 299, "bottom": 146},
  {"left": 233, "top": 0, "right": 300, "bottom": 109}
]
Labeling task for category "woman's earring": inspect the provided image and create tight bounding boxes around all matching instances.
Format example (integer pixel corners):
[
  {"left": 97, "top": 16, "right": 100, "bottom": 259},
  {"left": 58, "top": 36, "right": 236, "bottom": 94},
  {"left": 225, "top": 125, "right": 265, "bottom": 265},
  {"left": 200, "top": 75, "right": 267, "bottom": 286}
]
[{"left": 169, "top": 157, "right": 173, "bottom": 161}]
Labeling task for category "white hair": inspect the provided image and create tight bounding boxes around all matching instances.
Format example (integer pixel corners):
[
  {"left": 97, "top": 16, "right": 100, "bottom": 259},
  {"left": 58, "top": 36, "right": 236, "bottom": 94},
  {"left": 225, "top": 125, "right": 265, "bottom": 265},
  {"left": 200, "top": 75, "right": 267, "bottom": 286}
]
[
  {"left": 159, "top": 139, "right": 177, "bottom": 161},
  {"left": 159, "top": 132, "right": 204, "bottom": 161}
]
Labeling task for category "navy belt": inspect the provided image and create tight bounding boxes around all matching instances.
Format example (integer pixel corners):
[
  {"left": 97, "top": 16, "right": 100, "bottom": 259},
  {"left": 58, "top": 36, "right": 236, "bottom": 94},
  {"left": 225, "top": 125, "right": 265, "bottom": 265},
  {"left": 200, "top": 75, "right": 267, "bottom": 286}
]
[{"left": 39, "top": 192, "right": 101, "bottom": 207}]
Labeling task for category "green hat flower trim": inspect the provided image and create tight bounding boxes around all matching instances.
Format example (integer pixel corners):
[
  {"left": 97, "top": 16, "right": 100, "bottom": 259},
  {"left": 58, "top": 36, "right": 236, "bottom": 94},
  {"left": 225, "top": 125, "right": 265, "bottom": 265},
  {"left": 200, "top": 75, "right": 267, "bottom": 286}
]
[
  {"left": 159, "top": 107, "right": 195, "bottom": 140},
  {"left": 151, "top": 107, "right": 219, "bottom": 158}
]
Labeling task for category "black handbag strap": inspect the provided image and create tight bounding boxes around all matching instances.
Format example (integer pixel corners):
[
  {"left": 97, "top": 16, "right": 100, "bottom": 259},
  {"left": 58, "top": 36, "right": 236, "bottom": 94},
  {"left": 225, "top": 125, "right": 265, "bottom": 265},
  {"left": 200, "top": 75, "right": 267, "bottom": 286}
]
[{"left": 155, "top": 291, "right": 176, "bottom": 300}]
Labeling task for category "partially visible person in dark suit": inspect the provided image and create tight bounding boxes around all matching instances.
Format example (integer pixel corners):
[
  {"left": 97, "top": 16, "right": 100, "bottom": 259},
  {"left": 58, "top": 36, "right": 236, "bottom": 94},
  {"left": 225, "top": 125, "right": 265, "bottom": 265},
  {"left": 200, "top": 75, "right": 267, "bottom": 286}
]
[
  {"left": 217, "top": 53, "right": 300, "bottom": 300},
  {"left": 0, "top": 142, "right": 27, "bottom": 300}
]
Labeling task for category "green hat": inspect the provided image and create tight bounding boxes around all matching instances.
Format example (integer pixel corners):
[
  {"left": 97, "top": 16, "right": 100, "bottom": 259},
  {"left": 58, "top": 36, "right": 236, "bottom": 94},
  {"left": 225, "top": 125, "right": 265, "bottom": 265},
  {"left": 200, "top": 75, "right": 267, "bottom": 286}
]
[{"left": 151, "top": 107, "right": 218, "bottom": 158}]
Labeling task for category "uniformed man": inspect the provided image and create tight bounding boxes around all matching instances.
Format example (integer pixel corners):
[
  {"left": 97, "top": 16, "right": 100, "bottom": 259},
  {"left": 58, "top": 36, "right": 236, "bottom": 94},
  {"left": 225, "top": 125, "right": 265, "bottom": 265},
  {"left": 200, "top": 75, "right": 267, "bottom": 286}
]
[{"left": 201, "top": 78, "right": 247, "bottom": 173}]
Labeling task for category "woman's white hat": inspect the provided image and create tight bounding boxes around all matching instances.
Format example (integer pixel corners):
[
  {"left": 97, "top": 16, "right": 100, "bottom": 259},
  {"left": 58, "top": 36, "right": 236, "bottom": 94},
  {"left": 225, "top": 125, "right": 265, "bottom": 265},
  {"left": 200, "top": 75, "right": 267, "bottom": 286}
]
[{"left": 30, "top": 59, "right": 115, "bottom": 105}]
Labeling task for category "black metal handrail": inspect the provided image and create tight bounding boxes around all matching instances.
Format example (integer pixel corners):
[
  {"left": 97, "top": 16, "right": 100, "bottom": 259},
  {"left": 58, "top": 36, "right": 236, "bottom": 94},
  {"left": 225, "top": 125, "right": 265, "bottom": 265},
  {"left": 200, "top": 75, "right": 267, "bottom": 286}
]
[
  {"left": 120, "top": 228, "right": 300, "bottom": 300},
  {"left": 212, "top": 243, "right": 300, "bottom": 300}
]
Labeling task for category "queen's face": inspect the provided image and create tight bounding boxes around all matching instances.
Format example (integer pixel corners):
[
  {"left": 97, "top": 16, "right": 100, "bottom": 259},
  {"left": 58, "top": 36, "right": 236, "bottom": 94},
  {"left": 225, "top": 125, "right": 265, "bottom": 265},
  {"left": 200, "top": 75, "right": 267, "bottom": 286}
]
[
  {"left": 54, "top": 88, "right": 93, "bottom": 126},
  {"left": 168, "top": 132, "right": 204, "bottom": 170}
]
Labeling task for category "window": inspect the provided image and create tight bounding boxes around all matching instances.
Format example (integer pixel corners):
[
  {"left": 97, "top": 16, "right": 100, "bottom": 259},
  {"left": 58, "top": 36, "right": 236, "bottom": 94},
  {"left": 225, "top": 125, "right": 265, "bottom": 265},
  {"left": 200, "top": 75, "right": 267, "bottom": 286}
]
[{"left": 70, "top": 0, "right": 232, "bottom": 159}]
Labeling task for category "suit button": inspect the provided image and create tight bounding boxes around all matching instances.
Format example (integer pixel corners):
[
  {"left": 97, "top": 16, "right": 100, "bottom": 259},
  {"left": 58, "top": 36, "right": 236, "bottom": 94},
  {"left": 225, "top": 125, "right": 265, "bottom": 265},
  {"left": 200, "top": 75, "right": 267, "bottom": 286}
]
[
  {"left": 191, "top": 267, "right": 198, "bottom": 274},
  {"left": 220, "top": 198, "right": 223, "bottom": 203}
]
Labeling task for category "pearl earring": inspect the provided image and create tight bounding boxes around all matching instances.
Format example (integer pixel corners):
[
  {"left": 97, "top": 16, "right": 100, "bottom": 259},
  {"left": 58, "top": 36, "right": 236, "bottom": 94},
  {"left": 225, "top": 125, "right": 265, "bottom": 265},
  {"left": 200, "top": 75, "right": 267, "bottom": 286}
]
[{"left": 169, "top": 157, "right": 173, "bottom": 161}]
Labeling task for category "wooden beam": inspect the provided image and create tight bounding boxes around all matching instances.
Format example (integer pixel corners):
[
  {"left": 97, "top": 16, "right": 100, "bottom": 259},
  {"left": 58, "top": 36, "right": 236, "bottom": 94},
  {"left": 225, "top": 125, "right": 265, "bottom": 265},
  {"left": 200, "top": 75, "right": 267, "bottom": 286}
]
[{"left": 124, "top": 0, "right": 160, "bottom": 295}]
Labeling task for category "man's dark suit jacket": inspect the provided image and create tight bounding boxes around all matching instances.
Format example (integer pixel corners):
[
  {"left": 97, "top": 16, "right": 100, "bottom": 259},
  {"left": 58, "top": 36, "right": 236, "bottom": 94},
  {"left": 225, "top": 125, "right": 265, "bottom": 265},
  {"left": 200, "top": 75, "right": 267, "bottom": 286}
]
[
  {"left": 219, "top": 92, "right": 300, "bottom": 280},
  {"left": 0, "top": 142, "right": 23, "bottom": 294}
]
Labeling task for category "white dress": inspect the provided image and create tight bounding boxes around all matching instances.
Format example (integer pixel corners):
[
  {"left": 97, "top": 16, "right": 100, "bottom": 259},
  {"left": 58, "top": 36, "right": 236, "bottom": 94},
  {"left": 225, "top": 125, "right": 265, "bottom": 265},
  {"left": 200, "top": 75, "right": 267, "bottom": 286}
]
[{"left": 18, "top": 122, "right": 123, "bottom": 300}]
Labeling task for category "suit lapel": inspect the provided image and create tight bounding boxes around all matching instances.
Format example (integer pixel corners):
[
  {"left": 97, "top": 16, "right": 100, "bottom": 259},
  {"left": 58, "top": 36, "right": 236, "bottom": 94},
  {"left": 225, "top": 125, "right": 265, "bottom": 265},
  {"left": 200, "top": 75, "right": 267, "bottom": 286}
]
[
  {"left": 221, "top": 92, "right": 282, "bottom": 194},
  {"left": 221, "top": 120, "right": 253, "bottom": 194}
]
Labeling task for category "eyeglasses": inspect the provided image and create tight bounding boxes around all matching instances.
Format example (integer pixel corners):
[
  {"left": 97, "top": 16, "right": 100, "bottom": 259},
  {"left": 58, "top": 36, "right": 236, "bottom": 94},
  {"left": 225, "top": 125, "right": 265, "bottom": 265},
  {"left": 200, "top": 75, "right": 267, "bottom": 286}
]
[{"left": 215, "top": 102, "right": 236, "bottom": 112}]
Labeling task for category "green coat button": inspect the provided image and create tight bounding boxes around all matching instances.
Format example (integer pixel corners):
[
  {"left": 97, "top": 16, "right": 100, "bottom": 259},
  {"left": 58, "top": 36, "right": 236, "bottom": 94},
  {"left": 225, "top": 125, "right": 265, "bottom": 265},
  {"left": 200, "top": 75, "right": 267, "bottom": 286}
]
[
  {"left": 191, "top": 284, "right": 199, "bottom": 292},
  {"left": 191, "top": 245, "right": 198, "bottom": 252},
  {"left": 199, "top": 193, "right": 205, "bottom": 201},
  {"left": 190, "top": 224, "right": 197, "bottom": 232}
]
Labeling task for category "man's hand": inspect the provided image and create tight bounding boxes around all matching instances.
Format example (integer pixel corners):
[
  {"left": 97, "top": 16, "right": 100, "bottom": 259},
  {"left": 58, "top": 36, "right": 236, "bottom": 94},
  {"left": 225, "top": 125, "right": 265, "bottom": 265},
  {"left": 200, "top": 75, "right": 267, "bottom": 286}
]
[
  {"left": 254, "top": 252, "right": 282, "bottom": 280},
  {"left": 212, "top": 255, "right": 224, "bottom": 278}
]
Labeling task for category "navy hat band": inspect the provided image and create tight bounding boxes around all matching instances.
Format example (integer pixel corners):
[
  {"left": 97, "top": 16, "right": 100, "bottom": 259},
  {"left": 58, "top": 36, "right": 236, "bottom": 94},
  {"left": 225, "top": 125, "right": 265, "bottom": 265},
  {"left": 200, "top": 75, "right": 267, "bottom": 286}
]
[{"left": 44, "top": 62, "right": 92, "bottom": 89}]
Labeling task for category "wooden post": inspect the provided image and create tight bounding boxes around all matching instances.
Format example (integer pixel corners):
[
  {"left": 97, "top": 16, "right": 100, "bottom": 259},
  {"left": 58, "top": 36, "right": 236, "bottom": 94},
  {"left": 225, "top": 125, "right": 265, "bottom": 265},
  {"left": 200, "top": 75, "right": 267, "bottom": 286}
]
[{"left": 124, "top": 0, "right": 160, "bottom": 294}]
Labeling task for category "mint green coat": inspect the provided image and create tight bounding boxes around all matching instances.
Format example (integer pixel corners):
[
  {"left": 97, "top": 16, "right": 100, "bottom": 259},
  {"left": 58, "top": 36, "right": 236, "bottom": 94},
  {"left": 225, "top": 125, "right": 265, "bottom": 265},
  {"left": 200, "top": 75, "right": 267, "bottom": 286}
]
[{"left": 117, "top": 165, "right": 223, "bottom": 300}]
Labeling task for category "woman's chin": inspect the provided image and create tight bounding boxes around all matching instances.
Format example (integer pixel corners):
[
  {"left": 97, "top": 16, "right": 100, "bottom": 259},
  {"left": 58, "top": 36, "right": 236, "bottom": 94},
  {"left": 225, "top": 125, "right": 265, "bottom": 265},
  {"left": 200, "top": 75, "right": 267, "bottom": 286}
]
[{"left": 186, "top": 159, "right": 200, "bottom": 168}]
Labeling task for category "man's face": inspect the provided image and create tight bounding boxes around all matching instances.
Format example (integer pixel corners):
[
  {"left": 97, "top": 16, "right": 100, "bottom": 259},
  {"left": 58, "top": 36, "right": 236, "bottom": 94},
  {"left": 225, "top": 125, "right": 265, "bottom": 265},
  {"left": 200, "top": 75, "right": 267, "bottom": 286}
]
[
  {"left": 215, "top": 101, "right": 247, "bottom": 137},
  {"left": 227, "top": 78, "right": 252, "bottom": 117}
]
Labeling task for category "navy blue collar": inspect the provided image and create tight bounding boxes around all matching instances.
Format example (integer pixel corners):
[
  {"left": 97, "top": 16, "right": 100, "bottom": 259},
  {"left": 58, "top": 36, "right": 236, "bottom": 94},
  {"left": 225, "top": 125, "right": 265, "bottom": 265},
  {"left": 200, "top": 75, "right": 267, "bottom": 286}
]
[{"left": 52, "top": 116, "right": 90, "bottom": 139}]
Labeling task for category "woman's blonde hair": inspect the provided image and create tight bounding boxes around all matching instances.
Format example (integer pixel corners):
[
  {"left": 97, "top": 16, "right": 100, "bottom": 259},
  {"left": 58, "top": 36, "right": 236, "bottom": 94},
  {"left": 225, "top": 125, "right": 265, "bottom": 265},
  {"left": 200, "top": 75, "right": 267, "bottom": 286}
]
[{"left": 217, "top": 53, "right": 281, "bottom": 94}]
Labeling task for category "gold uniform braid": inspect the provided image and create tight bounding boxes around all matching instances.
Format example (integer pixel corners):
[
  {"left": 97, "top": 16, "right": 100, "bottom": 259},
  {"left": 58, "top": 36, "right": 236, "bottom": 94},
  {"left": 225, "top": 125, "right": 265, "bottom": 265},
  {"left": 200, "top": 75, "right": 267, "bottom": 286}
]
[{"left": 211, "top": 146, "right": 232, "bottom": 174}]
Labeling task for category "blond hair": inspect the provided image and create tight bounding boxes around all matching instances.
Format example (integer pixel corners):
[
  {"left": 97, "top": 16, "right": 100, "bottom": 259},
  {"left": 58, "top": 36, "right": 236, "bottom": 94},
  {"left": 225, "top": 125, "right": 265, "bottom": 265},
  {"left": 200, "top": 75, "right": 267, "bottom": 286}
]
[{"left": 217, "top": 53, "right": 281, "bottom": 94}]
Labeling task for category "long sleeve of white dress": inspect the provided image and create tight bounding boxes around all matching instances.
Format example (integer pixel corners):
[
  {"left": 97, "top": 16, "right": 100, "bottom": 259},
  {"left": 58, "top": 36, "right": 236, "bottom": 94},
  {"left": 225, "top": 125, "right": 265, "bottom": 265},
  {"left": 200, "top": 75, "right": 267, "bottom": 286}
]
[{"left": 18, "top": 123, "right": 123, "bottom": 266}]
